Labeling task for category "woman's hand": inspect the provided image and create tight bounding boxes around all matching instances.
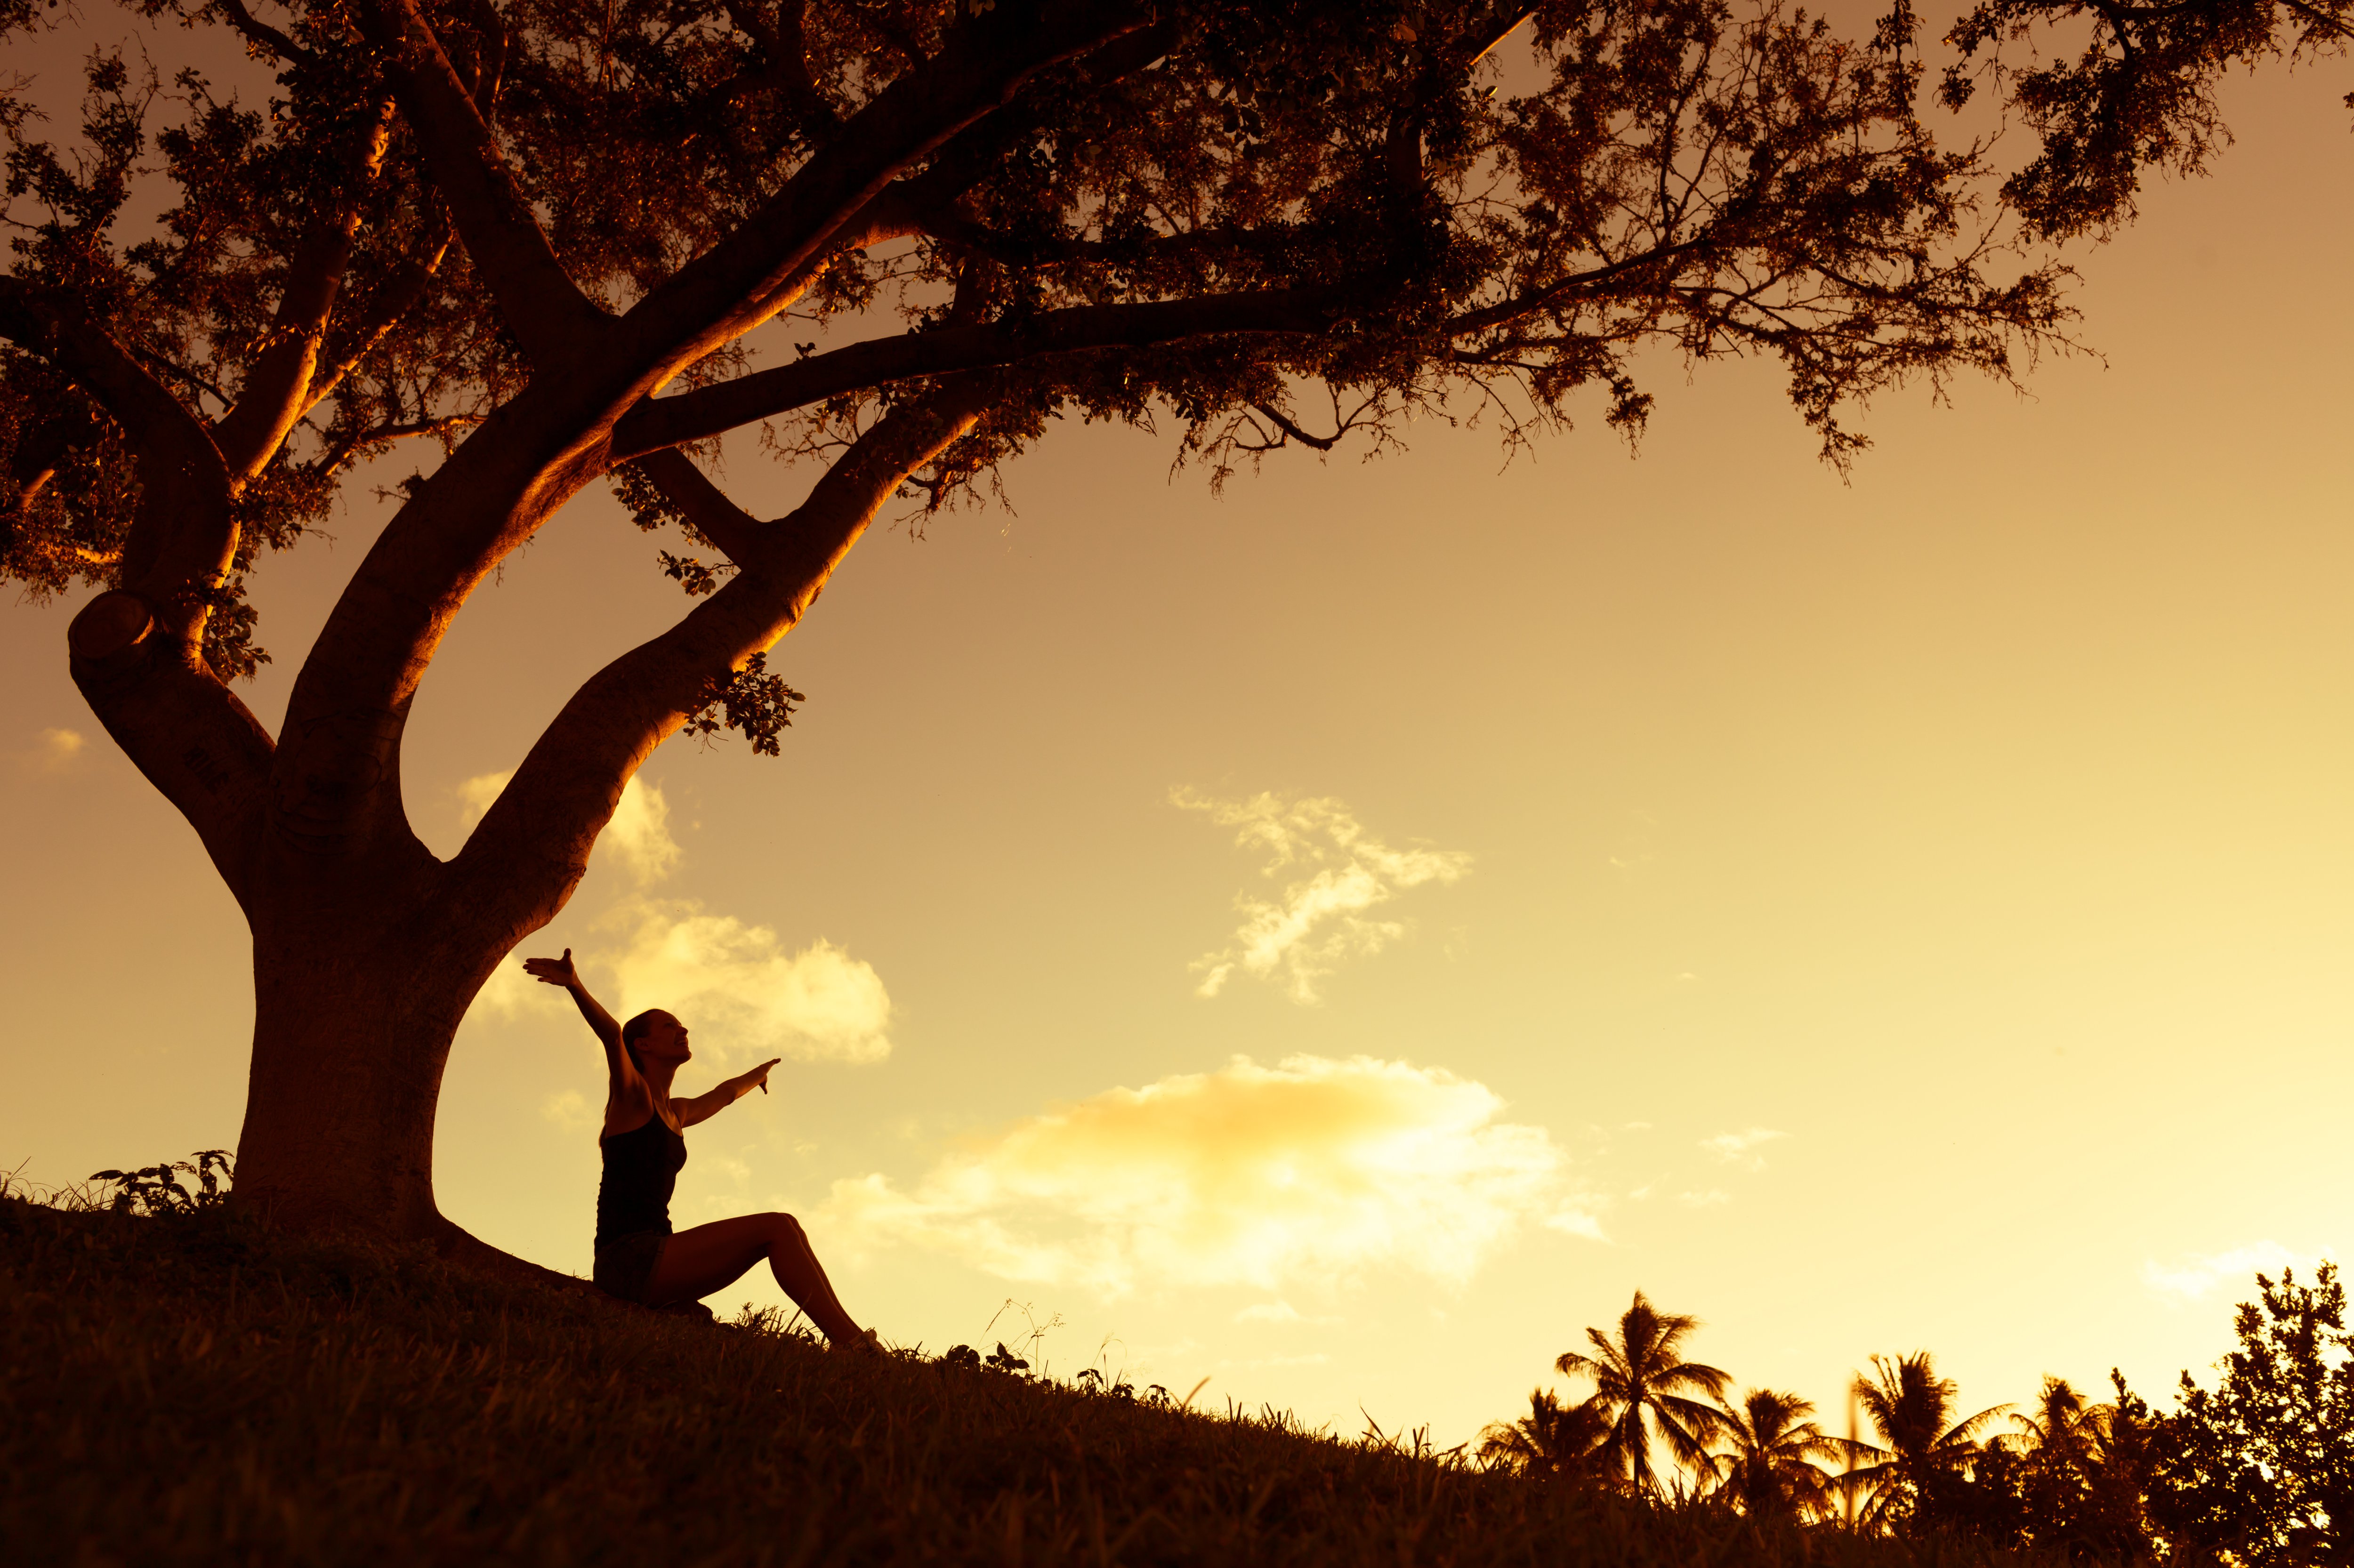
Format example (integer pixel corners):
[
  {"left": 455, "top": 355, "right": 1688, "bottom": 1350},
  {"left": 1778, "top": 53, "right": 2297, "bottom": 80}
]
[
  {"left": 523, "top": 949, "right": 579, "bottom": 989},
  {"left": 744, "top": 1058, "right": 781, "bottom": 1096}
]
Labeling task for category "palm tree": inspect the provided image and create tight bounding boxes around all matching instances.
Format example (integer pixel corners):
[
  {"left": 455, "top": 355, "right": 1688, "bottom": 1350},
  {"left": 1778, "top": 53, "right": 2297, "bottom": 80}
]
[
  {"left": 1556, "top": 1290, "right": 1732, "bottom": 1496},
  {"left": 2005, "top": 1374, "right": 2102, "bottom": 1539},
  {"left": 1709, "top": 1388, "right": 1851, "bottom": 1523},
  {"left": 2008, "top": 1375, "right": 2098, "bottom": 1475},
  {"left": 1846, "top": 1351, "right": 2008, "bottom": 1532},
  {"left": 1477, "top": 1388, "right": 1612, "bottom": 1483}
]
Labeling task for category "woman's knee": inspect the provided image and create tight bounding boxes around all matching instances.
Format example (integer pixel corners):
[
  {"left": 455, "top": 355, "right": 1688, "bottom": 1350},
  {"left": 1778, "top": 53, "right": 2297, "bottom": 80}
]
[{"left": 766, "top": 1211, "right": 806, "bottom": 1244}]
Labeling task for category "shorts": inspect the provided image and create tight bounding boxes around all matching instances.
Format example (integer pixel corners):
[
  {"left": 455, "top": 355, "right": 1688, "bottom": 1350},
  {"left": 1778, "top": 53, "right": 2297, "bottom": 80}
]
[{"left": 593, "top": 1229, "right": 670, "bottom": 1304}]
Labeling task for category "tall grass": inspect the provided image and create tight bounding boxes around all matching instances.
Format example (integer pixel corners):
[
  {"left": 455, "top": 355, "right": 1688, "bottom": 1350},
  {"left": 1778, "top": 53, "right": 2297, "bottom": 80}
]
[{"left": 0, "top": 1186, "right": 2069, "bottom": 1567}]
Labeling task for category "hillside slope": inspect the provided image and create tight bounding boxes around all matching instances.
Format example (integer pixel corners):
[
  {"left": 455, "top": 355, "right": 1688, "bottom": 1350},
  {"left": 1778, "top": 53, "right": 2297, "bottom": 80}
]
[{"left": 0, "top": 1194, "right": 2055, "bottom": 1566}]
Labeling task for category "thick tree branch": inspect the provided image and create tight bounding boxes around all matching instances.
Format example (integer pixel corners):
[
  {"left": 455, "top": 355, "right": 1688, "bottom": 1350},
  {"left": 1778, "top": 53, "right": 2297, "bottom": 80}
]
[
  {"left": 613, "top": 288, "right": 1330, "bottom": 457},
  {"left": 630, "top": 449, "right": 766, "bottom": 562},
  {"left": 280, "top": 2, "right": 1155, "bottom": 785},
  {"left": 448, "top": 385, "right": 989, "bottom": 937},
  {"left": 213, "top": 103, "right": 398, "bottom": 478},
  {"left": 0, "top": 288, "right": 274, "bottom": 893},
  {"left": 71, "top": 639, "right": 275, "bottom": 906},
  {"left": 0, "top": 279, "right": 238, "bottom": 632},
  {"left": 214, "top": 0, "right": 309, "bottom": 63},
  {"left": 614, "top": 1, "right": 1154, "bottom": 379},
  {"left": 725, "top": 0, "right": 845, "bottom": 142},
  {"left": 300, "top": 223, "right": 455, "bottom": 419},
  {"left": 355, "top": 0, "right": 611, "bottom": 366}
]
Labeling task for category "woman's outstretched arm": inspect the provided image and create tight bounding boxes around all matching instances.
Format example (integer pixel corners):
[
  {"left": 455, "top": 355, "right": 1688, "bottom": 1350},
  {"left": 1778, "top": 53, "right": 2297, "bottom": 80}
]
[
  {"left": 523, "top": 948, "right": 642, "bottom": 1106},
  {"left": 674, "top": 1058, "right": 780, "bottom": 1128}
]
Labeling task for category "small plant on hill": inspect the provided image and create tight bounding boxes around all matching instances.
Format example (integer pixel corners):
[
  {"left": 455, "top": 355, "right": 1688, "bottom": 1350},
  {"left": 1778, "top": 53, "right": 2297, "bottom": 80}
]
[{"left": 87, "top": 1150, "right": 235, "bottom": 1217}]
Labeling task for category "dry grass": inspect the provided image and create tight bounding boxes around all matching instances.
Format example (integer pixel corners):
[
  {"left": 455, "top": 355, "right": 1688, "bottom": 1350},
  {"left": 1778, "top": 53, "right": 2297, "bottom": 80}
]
[{"left": 0, "top": 1190, "right": 2068, "bottom": 1567}]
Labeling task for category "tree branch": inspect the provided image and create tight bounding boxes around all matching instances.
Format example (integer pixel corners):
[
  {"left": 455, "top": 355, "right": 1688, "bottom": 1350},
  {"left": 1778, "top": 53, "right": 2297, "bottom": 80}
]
[
  {"left": 629, "top": 449, "right": 766, "bottom": 562},
  {"left": 725, "top": 0, "right": 845, "bottom": 142},
  {"left": 354, "top": 0, "right": 611, "bottom": 367},
  {"left": 213, "top": 101, "right": 398, "bottom": 478},
  {"left": 0, "top": 279, "right": 237, "bottom": 634},
  {"left": 0, "top": 282, "right": 274, "bottom": 892},
  {"left": 613, "top": 288, "right": 1330, "bottom": 458},
  {"left": 613, "top": 0, "right": 1154, "bottom": 380},
  {"left": 299, "top": 222, "right": 455, "bottom": 420},
  {"left": 213, "top": 0, "right": 310, "bottom": 64},
  {"left": 448, "top": 383, "right": 990, "bottom": 940}
]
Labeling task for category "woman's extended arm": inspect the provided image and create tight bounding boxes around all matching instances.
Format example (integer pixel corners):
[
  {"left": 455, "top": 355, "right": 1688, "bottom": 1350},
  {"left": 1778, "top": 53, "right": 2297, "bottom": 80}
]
[
  {"left": 523, "top": 948, "right": 643, "bottom": 1107},
  {"left": 674, "top": 1058, "right": 781, "bottom": 1128}
]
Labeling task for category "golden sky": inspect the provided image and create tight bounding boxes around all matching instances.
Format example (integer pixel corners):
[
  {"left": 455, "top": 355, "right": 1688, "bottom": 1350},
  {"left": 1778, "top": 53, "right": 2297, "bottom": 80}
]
[{"left": 3, "top": 8, "right": 2350, "bottom": 1455}]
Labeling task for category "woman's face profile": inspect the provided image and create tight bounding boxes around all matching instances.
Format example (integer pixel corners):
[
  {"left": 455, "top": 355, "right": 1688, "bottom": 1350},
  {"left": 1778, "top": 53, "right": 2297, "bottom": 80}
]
[{"left": 637, "top": 1011, "right": 692, "bottom": 1065}]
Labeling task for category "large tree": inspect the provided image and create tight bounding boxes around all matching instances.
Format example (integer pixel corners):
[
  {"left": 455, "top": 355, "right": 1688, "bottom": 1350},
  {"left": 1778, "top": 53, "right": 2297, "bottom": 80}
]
[
  {"left": 2144, "top": 1265, "right": 2354, "bottom": 1567},
  {"left": 0, "top": 0, "right": 2069, "bottom": 1252}
]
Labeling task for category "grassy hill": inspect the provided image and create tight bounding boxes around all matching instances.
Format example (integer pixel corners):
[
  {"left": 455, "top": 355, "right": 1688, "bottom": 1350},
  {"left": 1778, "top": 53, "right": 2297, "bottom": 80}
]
[{"left": 0, "top": 1190, "right": 2059, "bottom": 1567}]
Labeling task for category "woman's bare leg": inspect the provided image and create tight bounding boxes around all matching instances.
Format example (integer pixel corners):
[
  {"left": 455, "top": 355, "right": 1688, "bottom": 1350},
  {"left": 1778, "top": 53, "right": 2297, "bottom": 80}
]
[{"left": 643, "top": 1213, "right": 869, "bottom": 1346}]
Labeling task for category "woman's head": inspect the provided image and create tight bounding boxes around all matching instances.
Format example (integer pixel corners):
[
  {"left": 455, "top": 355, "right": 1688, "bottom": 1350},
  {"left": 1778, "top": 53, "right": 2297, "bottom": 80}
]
[{"left": 620, "top": 1009, "right": 691, "bottom": 1071}]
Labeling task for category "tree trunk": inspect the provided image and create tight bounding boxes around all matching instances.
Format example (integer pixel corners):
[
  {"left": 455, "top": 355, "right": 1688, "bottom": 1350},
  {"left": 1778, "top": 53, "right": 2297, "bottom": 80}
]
[{"left": 230, "top": 843, "right": 505, "bottom": 1243}]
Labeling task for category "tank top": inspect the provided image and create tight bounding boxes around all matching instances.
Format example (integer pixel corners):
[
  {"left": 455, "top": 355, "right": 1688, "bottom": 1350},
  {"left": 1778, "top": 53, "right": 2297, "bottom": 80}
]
[{"left": 595, "top": 1112, "right": 687, "bottom": 1245}]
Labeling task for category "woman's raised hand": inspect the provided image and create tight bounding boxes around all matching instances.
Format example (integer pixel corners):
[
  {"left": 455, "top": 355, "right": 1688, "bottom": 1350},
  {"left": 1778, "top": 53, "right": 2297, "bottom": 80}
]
[
  {"left": 523, "top": 948, "right": 579, "bottom": 989},
  {"left": 746, "top": 1058, "right": 782, "bottom": 1095}
]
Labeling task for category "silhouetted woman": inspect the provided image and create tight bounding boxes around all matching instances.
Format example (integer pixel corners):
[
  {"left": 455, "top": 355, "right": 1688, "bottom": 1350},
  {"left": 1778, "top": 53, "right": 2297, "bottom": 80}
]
[{"left": 524, "top": 948, "right": 874, "bottom": 1348}]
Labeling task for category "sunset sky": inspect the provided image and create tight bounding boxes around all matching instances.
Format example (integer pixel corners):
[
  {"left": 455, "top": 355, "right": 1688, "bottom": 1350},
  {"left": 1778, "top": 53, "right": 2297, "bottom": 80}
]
[{"left": 4, "top": 7, "right": 2349, "bottom": 1456}]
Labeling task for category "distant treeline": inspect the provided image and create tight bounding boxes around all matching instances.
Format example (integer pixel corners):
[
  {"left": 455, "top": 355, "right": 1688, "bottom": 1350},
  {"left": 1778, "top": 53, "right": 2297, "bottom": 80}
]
[{"left": 1476, "top": 1275, "right": 2352, "bottom": 1566}]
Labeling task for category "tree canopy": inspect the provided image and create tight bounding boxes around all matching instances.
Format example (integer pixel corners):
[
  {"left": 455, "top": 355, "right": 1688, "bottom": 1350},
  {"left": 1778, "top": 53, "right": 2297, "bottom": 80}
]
[
  {"left": 0, "top": 0, "right": 2124, "bottom": 1236},
  {"left": 4, "top": 0, "right": 2074, "bottom": 682}
]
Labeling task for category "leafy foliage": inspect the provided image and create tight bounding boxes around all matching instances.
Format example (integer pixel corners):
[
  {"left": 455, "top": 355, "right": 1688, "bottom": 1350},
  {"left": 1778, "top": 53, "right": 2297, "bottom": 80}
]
[
  {"left": 682, "top": 650, "right": 806, "bottom": 755},
  {"left": 1555, "top": 1289, "right": 1733, "bottom": 1496},
  {"left": 1476, "top": 1385, "right": 1614, "bottom": 1485},
  {"left": 2, "top": 0, "right": 2084, "bottom": 694},
  {"left": 1709, "top": 1388, "right": 1847, "bottom": 1524},
  {"left": 2145, "top": 1263, "right": 2354, "bottom": 1566},
  {"left": 1846, "top": 1351, "right": 2009, "bottom": 1535},
  {"left": 1943, "top": 0, "right": 2354, "bottom": 241},
  {"left": 86, "top": 1149, "right": 235, "bottom": 1216}
]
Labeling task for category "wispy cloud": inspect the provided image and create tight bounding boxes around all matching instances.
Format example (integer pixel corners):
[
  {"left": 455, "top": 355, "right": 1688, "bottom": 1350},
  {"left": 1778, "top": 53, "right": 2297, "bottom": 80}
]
[
  {"left": 1701, "top": 1127, "right": 1787, "bottom": 1171},
  {"left": 2142, "top": 1242, "right": 2331, "bottom": 1300},
  {"left": 1174, "top": 789, "right": 1471, "bottom": 1003},
  {"left": 17, "top": 727, "right": 85, "bottom": 774},
  {"left": 465, "top": 773, "right": 891, "bottom": 1065},
  {"left": 543, "top": 1089, "right": 598, "bottom": 1132},
  {"left": 826, "top": 1054, "right": 1599, "bottom": 1298}
]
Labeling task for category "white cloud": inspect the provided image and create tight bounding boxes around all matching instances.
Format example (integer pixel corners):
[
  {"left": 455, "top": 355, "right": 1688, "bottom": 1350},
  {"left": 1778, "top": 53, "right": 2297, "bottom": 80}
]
[
  {"left": 1701, "top": 1127, "right": 1788, "bottom": 1170},
  {"left": 2142, "top": 1242, "right": 2331, "bottom": 1300},
  {"left": 600, "top": 777, "right": 681, "bottom": 883},
  {"left": 457, "top": 769, "right": 512, "bottom": 828},
  {"left": 825, "top": 1053, "right": 1597, "bottom": 1298},
  {"left": 460, "top": 772, "right": 891, "bottom": 1066},
  {"left": 1174, "top": 789, "right": 1471, "bottom": 1004},
  {"left": 460, "top": 771, "right": 680, "bottom": 886},
  {"left": 605, "top": 903, "right": 890, "bottom": 1066}
]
